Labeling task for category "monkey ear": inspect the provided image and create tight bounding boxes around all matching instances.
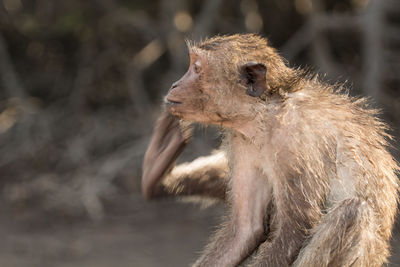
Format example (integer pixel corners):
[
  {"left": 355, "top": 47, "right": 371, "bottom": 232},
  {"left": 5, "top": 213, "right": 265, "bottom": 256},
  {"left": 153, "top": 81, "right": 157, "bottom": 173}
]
[{"left": 240, "top": 62, "right": 267, "bottom": 97}]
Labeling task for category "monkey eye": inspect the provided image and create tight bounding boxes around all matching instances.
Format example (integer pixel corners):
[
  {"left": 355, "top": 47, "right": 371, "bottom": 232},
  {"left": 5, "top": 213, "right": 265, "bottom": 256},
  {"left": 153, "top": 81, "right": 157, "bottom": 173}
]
[{"left": 194, "top": 61, "right": 202, "bottom": 73}]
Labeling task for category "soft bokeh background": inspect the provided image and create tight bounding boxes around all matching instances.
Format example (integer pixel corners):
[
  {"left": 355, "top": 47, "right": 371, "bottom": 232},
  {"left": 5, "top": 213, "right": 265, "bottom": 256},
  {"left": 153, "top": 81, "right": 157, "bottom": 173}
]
[{"left": 0, "top": 0, "right": 399, "bottom": 266}]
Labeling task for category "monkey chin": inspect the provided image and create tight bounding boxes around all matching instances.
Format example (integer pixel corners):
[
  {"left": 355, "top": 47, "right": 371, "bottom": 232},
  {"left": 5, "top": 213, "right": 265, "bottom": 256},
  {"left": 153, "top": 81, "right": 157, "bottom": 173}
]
[
  {"left": 164, "top": 97, "right": 182, "bottom": 105},
  {"left": 164, "top": 98, "right": 185, "bottom": 118},
  {"left": 165, "top": 100, "right": 210, "bottom": 123}
]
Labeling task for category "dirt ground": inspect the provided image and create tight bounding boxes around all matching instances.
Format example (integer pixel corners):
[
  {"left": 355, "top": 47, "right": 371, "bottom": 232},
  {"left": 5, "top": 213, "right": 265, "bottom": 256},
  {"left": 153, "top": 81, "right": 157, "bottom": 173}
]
[
  {"left": 0, "top": 193, "right": 222, "bottom": 267},
  {"left": 1, "top": 192, "right": 400, "bottom": 267}
]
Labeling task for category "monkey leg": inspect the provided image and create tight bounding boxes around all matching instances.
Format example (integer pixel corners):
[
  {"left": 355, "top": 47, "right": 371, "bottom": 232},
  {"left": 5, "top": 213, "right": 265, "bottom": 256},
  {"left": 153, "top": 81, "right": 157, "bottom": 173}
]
[
  {"left": 292, "top": 198, "right": 386, "bottom": 267},
  {"left": 246, "top": 217, "right": 307, "bottom": 267}
]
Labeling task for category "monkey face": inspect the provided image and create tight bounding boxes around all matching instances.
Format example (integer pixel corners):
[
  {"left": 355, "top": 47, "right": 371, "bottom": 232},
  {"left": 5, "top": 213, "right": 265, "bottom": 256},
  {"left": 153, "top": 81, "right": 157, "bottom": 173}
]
[
  {"left": 165, "top": 53, "right": 218, "bottom": 123},
  {"left": 165, "top": 51, "right": 268, "bottom": 129}
]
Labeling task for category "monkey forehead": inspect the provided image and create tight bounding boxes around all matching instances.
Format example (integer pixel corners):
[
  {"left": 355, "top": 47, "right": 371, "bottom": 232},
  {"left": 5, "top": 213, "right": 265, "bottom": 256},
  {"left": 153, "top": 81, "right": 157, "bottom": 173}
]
[
  {"left": 188, "top": 46, "right": 242, "bottom": 66},
  {"left": 187, "top": 47, "right": 209, "bottom": 60},
  {"left": 195, "top": 34, "right": 270, "bottom": 50},
  {"left": 187, "top": 35, "right": 277, "bottom": 67}
]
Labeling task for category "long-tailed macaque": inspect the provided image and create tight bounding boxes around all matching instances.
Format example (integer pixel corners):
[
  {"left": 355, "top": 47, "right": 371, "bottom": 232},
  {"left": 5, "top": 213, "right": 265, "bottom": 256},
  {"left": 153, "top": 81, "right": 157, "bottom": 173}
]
[{"left": 142, "top": 34, "right": 399, "bottom": 266}]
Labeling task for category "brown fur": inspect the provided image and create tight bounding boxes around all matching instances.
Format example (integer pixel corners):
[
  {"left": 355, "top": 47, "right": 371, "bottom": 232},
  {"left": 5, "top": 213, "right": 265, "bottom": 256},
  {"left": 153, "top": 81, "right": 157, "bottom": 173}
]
[
  {"left": 142, "top": 34, "right": 399, "bottom": 267},
  {"left": 154, "top": 151, "right": 229, "bottom": 200}
]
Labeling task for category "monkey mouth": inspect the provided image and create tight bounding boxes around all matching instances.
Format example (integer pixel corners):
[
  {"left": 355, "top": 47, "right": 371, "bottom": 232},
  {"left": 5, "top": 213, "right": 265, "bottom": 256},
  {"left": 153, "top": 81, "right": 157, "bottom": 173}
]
[{"left": 165, "top": 97, "right": 183, "bottom": 105}]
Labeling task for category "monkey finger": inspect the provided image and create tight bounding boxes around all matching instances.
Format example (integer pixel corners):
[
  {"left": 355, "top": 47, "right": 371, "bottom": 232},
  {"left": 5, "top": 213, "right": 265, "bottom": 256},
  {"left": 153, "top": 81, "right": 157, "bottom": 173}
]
[
  {"left": 142, "top": 136, "right": 187, "bottom": 199},
  {"left": 178, "top": 119, "right": 193, "bottom": 141},
  {"left": 149, "top": 111, "right": 179, "bottom": 148},
  {"left": 142, "top": 120, "right": 190, "bottom": 199}
]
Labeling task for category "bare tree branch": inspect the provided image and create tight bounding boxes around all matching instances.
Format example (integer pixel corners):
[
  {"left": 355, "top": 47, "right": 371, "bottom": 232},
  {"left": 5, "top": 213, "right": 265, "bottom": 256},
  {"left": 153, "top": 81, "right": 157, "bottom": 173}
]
[
  {"left": 0, "top": 32, "right": 25, "bottom": 98},
  {"left": 361, "top": 0, "right": 384, "bottom": 101},
  {"left": 193, "top": 0, "right": 223, "bottom": 37}
]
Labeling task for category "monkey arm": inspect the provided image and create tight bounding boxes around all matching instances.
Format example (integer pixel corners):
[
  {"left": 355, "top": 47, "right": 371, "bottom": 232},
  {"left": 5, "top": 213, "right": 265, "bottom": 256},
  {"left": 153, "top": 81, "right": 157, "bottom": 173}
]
[
  {"left": 142, "top": 111, "right": 192, "bottom": 199},
  {"left": 152, "top": 151, "right": 229, "bottom": 200},
  {"left": 142, "top": 111, "right": 229, "bottom": 200},
  {"left": 193, "top": 149, "right": 271, "bottom": 267},
  {"left": 247, "top": 176, "right": 326, "bottom": 266}
]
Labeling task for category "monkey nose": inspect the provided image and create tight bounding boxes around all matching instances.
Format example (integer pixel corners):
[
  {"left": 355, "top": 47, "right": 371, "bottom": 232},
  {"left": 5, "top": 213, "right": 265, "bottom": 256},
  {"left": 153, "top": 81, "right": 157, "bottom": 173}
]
[{"left": 169, "top": 82, "right": 179, "bottom": 92}]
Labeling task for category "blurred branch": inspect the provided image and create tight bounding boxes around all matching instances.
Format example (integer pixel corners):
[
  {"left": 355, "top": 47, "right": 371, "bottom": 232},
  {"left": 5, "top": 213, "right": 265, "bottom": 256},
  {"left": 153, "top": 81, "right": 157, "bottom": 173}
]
[
  {"left": 383, "top": 0, "right": 400, "bottom": 8},
  {"left": 361, "top": 0, "right": 384, "bottom": 101},
  {"left": 70, "top": 43, "right": 95, "bottom": 109},
  {"left": 311, "top": 36, "right": 347, "bottom": 78},
  {"left": 281, "top": 14, "right": 361, "bottom": 60},
  {"left": 0, "top": 32, "right": 26, "bottom": 98},
  {"left": 126, "top": 64, "right": 152, "bottom": 113},
  {"left": 384, "top": 26, "right": 400, "bottom": 43},
  {"left": 77, "top": 138, "right": 147, "bottom": 221},
  {"left": 193, "top": 0, "right": 223, "bottom": 37},
  {"left": 97, "top": 0, "right": 159, "bottom": 39}
]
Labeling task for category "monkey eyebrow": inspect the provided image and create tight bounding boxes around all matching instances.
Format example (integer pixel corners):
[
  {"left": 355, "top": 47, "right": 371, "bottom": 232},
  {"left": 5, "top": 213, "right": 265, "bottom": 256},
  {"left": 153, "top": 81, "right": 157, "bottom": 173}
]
[{"left": 188, "top": 52, "right": 199, "bottom": 64}]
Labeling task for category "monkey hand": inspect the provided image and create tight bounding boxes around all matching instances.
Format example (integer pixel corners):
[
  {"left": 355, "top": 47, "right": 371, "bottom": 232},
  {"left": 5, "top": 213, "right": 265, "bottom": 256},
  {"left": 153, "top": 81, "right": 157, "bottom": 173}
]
[{"left": 142, "top": 111, "right": 193, "bottom": 199}]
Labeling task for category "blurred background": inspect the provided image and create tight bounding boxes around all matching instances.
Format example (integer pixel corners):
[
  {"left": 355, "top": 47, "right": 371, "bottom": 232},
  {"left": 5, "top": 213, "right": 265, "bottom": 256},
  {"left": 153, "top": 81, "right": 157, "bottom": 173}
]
[{"left": 0, "top": 0, "right": 399, "bottom": 266}]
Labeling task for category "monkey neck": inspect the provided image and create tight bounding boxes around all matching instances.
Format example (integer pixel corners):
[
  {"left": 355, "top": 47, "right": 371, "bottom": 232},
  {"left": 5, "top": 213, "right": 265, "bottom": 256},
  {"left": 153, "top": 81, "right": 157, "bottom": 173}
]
[
  {"left": 233, "top": 123, "right": 260, "bottom": 143},
  {"left": 230, "top": 99, "right": 281, "bottom": 143},
  {"left": 225, "top": 116, "right": 270, "bottom": 147}
]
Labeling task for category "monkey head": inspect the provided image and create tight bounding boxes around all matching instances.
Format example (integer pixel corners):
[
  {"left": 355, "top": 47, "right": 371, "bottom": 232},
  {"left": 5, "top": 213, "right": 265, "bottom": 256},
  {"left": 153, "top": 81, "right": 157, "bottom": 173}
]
[{"left": 165, "top": 34, "right": 294, "bottom": 129}]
